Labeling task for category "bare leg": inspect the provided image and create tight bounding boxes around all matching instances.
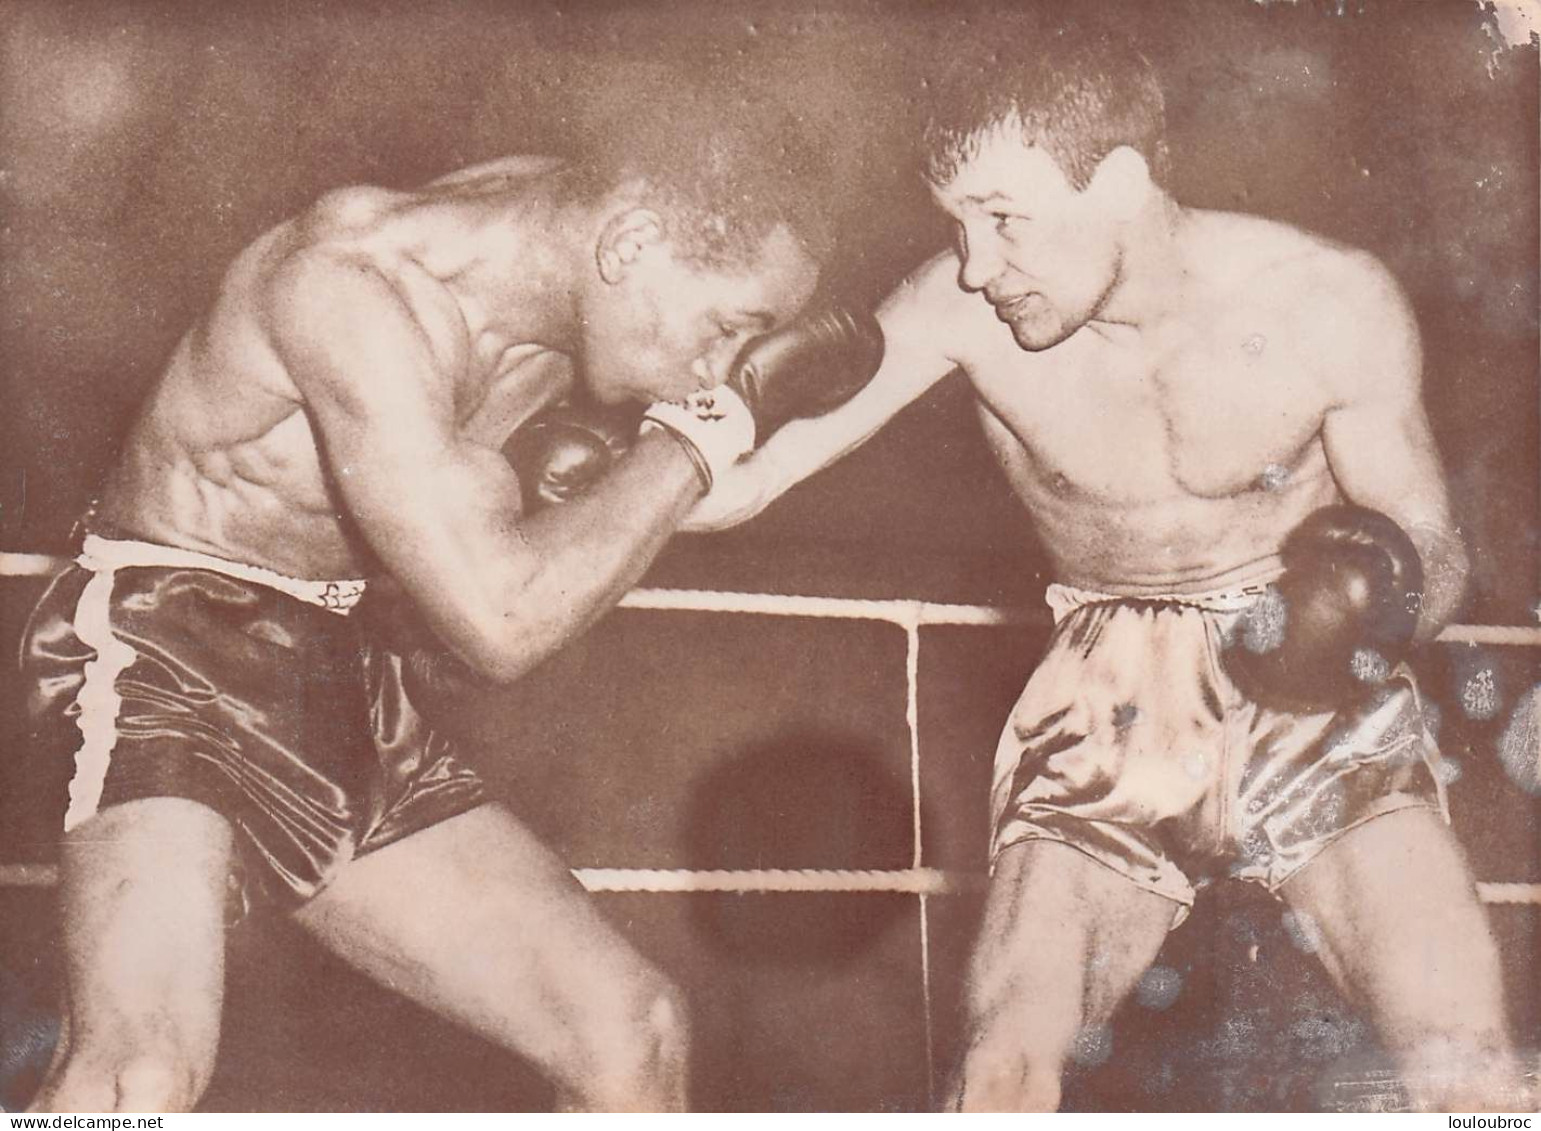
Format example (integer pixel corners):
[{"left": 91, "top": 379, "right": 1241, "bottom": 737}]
[
  {"left": 1281, "top": 808, "right": 1529, "bottom": 1111},
  {"left": 31, "top": 799, "right": 232, "bottom": 1112},
  {"left": 294, "top": 805, "right": 687, "bottom": 1112},
  {"left": 944, "top": 841, "right": 1176, "bottom": 1111}
]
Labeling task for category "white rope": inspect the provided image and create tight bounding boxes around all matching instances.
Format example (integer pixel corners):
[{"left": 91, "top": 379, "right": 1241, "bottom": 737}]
[
  {"left": 0, "top": 863, "right": 60, "bottom": 887},
  {"left": 3, "top": 552, "right": 1537, "bottom": 642},
  {"left": 1476, "top": 881, "right": 1541, "bottom": 905},
  {"left": 627, "top": 587, "right": 1539, "bottom": 642},
  {"left": 1, "top": 863, "right": 1536, "bottom": 902},
  {"left": 621, "top": 586, "right": 1037, "bottom": 628},
  {"left": 0, "top": 552, "right": 64, "bottom": 577},
  {"left": 1438, "top": 624, "right": 1541, "bottom": 647},
  {"left": 571, "top": 867, "right": 977, "bottom": 895}
]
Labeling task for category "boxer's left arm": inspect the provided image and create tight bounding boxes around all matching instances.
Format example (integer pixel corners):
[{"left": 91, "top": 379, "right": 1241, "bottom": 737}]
[
  {"left": 261, "top": 246, "right": 703, "bottom": 685},
  {"left": 682, "top": 252, "right": 972, "bottom": 532},
  {"left": 1314, "top": 253, "right": 1469, "bottom": 639}
]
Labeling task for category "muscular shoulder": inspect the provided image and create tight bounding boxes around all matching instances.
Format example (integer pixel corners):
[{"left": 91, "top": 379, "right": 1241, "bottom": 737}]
[
  {"left": 880, "top": 249, "right": 999, "bottom": 365},
  {"left": 231, "top": 185, "right": 407, "bottom": 310},
  {"left": 253, "top": 193, "right": 470, "bottom": 405},
  {"left": 1190, "top": 210, "right": 1358, "bottom": 288},
  {"left": 304, "top": 183, "right": 399, "bottom": 236},
  {"left": 266, "top": 186, "right": 462, "bottom": 324},
  {"left": 1191, "top": 213, "right": 1420, "bottom": 402},
  {"left": 255, "top": 181, "right": 480, "bottom": 278},
  {"left": 178, "top": 187, "right": 396, "bottom": 393},
  {"left": 1283, "top": 243, "right": 1421, "bottom": 407},
  {"left": 1285, "top": 241, "right": 1414, "bottom": 338}
]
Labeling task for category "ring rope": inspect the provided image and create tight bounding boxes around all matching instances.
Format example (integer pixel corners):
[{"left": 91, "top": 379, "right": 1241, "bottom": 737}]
[
  {"left": 1475, "top": 881, "right": 1541, "bottom": 905},
  {"left": 0, "top": 552, "right": 63, "bottom": 578},
  {"left": 4, "top": 552, "right": 1536, "bottom": 642},
  {"left": 573, "top": 867, "right": 977, "bottom": 895},
  {"left": 621, "top": 586, "right": 1037, "bottom": 628},
  {"left": 1435, "top": 623, "right": 1541, "bottom": 646},
  {"left": 2, "top": 864, "right": 1536, "bottom": 901},
  {"left": 624, "top": 590, "right": 1541, "bottom": 644}
]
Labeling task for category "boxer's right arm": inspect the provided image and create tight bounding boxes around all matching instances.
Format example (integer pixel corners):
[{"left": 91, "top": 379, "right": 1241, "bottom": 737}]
[
  {"left": 262, "top": 248, "right": 703, "bottom": 684},
  {"left": 681, "top": 252, "right": 971, "bottom": 532}
]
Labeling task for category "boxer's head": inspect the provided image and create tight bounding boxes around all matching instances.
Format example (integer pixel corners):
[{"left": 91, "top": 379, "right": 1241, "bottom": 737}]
[
  {"left": 575, "top": 110, "right": 829, "bottom": 404},
  {"left": 921, "top": 17, "right": 1169, "bottom": 350}
]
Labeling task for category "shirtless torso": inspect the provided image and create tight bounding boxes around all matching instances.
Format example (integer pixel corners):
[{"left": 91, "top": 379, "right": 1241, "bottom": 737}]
[
  {"left": 949, "top": 211, "right": 1356, "bottom": 594},
  {"left": 98, "top": 157, "right": 577, "bottom": 580},
  {"left": 705, "top": 205, "right": 1461, "bottom": 626}
]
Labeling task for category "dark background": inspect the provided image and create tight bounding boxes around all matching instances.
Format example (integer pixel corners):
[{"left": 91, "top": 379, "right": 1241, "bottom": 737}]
[{"left": 1, "top": 0, "right": 1537, "bottom": 1112}]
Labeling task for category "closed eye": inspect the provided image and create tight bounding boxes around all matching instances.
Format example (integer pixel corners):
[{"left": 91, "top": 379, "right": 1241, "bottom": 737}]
[{"left": 719, "top": 309, "right": 775, "bottom": 342}]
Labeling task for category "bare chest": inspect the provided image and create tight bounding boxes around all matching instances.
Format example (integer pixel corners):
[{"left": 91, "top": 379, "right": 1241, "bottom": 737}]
[
  {"left": 968, "top": 318, "right": 1327, "bottom": 502},
  {"left": 145, "top": 328, "right": 572, "bottom": 520}
]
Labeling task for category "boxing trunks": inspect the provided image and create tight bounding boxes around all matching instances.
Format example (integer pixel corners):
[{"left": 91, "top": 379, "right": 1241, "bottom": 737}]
[
  {"left": 20, "top": 534, "right": 487, "bottom": 913},
  {"left": 989, "top": 569, "right": 1447, "bottom": 926}
]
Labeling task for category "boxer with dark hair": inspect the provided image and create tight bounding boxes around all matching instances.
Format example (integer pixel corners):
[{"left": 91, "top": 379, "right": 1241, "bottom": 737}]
[
  {"left": 694, "top": 15, "right": 1524, "bottom": 1113},
  {"left": 18, "top": 116, "right": 883, "bottom": 1111}
]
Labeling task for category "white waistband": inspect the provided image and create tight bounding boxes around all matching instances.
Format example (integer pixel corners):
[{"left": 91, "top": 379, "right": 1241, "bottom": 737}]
[
  {"left": 78, "top": 534, "right": 366, "bottom": 614},
  {"left": 1045, "top": 560, "right": 1284, "bottom": 623}
]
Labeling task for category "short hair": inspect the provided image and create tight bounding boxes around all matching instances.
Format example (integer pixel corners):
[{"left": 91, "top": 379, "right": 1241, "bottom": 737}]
[
  {"left": 574, "top": 91, "right": 835, "bottom": 271},
  {"left": 921, "top": 13, "right": 1170, "bottom": 192}
]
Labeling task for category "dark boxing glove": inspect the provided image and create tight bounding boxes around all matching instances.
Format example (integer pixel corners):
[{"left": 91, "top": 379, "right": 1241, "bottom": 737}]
[
  {"left": 643, "top": 303, "right": 885, "bottom": 489},
  {"left": 502, "top": 402, "right": 638, "bottom": 511},
  {"left": 728, "top": 304, "right": 886, "bottom": 438},
  {"left": 359, "top": 403, "right": 639, "bottom": 704},
  {"left": 1224, "top": 504, "right": 1424, "bottom": 713}
]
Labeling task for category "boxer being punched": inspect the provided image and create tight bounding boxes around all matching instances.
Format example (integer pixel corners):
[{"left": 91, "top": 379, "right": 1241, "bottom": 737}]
[
  {"left": 18, "top": 112, "right": 884, "bottom": 1112},
  {"left": 692, "top": 20, "right": 1525, "bottom": 1112}
]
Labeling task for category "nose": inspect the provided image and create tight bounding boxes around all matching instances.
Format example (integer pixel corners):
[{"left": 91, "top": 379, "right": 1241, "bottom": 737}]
[
  {"left": 694, "top": 338, "right": 740, "bottom": 390},
  {"left": 956, "top": 224, "right": 1004, "bottom": 293}
]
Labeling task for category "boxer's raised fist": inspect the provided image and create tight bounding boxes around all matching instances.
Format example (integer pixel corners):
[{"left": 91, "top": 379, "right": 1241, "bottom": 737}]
[
  {"left": 726, "top": 303, "right": 885, "bottom": 440},
  {"left": 644, "top": 303, "right": 884, "bottom": 489},
  {"left": 357, "top": 404, "right": 639, "bottom": 711}
]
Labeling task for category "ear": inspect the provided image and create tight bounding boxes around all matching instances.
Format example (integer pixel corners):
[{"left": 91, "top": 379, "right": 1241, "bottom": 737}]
[
  {"left": 1086, "top": 146, "right": 1152, "bottom": 222},
  {"left": 595, "top": 207, "right": 665, "bottom": 284}
]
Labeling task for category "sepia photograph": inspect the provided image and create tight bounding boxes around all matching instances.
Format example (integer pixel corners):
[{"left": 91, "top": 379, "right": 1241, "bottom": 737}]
[{"left": 0, "top": 0, "right": 1537, "bottom": 1114}]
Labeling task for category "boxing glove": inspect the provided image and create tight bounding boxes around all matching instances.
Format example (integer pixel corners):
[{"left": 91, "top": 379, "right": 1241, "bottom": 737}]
[
  {"left": 359, "top": 403, "right": 638, "bottom": 700},
  {"left": 503, "top": 402, "right": 638, "bottom": 511},
  {"left": 1224, "top": 504, "right": 1424, "bottom": 713},
  {"left": 643, "top": 303, "right": 885, "bottom": 489}
]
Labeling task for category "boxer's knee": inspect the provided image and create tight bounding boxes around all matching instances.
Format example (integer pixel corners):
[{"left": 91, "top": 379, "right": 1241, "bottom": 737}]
[
  {"left": 1395, "top": 1032, "right": 1528, "bottom": 1113},
  {"left": 948, "top": 1008, "right": 1072, "bottom": 1113},
  {"left": 617, "top": 976, "right": 689, "bottom": 1075},
  {"left": 111, "top": 1050, "right": 208, "bottom": 1112},
  {"left": 947, "top": 1039, "right": 1063, "bottom": 1112},
  {"left": 566, "top": 968, "right": 690, "bottom": 1111},
  {"left": 946, "top": 974, "right": 1085, "bottom": 1111},
  {"left": 32, "top": 1035, "right": 215, "bottom": 1113}
]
